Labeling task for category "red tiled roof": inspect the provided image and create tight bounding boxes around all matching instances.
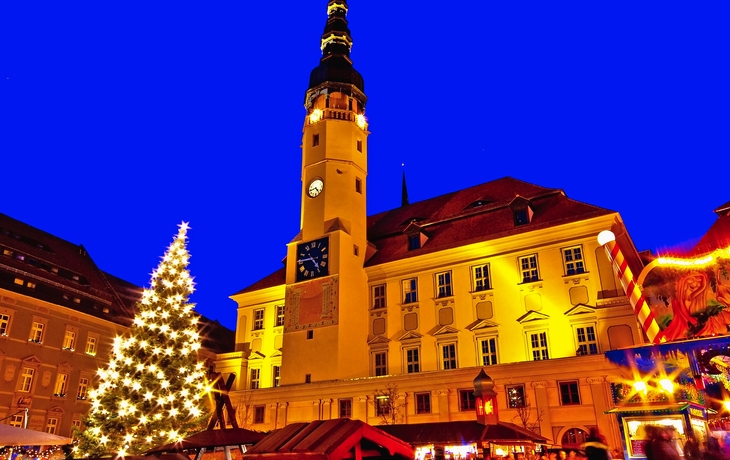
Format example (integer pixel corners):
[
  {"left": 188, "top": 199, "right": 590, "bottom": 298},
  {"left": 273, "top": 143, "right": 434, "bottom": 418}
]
[
  {"left": 0, "top": 212, "right": 235, "bottom": 354},
  {"left": 233, "top": 177, "right": 614, "bottom": 294},
  {"left": 377, "top": 420, "right": 549, "bottom": 445},
  {"left": 366, "top": 177, "right": 612, "bottom": 266},
  {"left": 246, "top": 419, "right": 414, "bottom": 460},
  {"left": 0, "top": 212, "right": 133, "bottom": 321}
]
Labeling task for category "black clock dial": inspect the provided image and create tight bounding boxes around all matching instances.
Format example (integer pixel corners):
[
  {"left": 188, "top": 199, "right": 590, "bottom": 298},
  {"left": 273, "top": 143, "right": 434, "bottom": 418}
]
[{"left": 296, "top": 237, "right": 329, "bottom": 281}]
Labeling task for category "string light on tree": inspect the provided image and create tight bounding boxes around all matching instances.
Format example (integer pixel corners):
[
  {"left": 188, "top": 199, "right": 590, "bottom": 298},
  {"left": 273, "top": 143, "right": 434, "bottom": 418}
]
[{"left": 75, "top": 222, "right": 209, "bottom": 457}]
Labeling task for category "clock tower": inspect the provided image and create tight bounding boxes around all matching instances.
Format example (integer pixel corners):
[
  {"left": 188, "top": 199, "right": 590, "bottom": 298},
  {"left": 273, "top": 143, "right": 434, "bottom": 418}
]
[{"left": 281, "top": 0, "right": 370, "bottom": 385}]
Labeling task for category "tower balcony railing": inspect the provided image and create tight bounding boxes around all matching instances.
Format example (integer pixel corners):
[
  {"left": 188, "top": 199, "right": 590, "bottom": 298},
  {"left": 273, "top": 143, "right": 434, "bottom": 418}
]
[{"left": 307, "top": 108, "right": 367, "bottom": 130}]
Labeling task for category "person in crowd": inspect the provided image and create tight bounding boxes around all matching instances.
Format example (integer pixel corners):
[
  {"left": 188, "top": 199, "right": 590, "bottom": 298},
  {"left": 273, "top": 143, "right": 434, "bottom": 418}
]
[
  {"left": 649, "top": 427, "right": 680, "bottom": 460},
  {"left": 683, "top": 434, "right": 701, "bottom": 460},
  {"left": 582, "top": 427, "right": 611, "bottom": 460}
]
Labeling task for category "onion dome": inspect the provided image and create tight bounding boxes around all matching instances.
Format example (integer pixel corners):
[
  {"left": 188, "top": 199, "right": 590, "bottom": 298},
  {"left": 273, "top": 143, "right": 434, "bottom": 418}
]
[{"left": 473, "top": 368, "right": 496, "bottom": 394}]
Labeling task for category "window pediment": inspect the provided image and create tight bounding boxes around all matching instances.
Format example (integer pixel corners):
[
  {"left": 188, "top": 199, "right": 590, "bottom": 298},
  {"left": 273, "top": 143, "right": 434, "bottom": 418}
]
[
  {"left": 564, "top": 304, "right": 597, "bottom": 316},
  {"left": 398, "top": 331, "right": 423, "bottom": 342},
  {"left": 368, "top": 335, "right": 390, "bottom": 346},
  {"left": 467, "top": 319, "right": 500, "bottom": 331},
  {"left": 432, "top": 325, "right": 459, "bottom": 336},
  {"left": 247, "top": 351, "right": 266, "bottom": 361},
  {"left": 516, "top": 310, "right": 550, "bottom": 323},
  {"left": 21, "top": 355, "right": 42, "bottom": 366}
]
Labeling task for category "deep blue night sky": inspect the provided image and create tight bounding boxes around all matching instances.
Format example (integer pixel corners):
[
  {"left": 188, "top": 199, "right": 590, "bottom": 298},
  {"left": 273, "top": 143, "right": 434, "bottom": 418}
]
[{"left": 2, "top": 1, "right": 729, "bottom": 330}]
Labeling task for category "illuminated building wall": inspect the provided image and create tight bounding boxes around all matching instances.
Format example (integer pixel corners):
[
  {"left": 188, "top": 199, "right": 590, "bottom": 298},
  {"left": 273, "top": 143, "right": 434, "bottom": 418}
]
[{"left": 220, "top": 0, "right": 649, "bottom": 449}]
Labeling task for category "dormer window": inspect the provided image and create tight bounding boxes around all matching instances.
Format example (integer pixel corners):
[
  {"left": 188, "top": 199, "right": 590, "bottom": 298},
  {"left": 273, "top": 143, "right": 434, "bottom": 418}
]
[
  {"left": 514, "top": 209, "right": 529, "bottom": 226},
  {"left": 408, "top": 235, "right": 420, "bottom": 250},
  {"left": 509, "top": 196, "right": 534, "bottom": 226},
  {"left": 467, "top": 200, "right": 492, "bottom": 209},
  {"left": 404, "top": 221, "right": 428, "bottom": 251}
]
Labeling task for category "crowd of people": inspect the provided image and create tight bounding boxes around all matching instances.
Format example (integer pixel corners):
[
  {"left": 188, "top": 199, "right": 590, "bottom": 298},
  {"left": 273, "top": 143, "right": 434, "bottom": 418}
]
[{"left": 485, "top": 425, "right": 730, "bottom": 460}]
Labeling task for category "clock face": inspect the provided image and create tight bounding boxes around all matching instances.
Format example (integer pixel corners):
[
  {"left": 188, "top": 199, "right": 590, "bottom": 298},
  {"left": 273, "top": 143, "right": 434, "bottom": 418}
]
[
  {"left": 296, "top": 237, "right": 329, "bottom": 281},
  {"left": 307, "top": 178, "right": 323, "bottom": 198}
]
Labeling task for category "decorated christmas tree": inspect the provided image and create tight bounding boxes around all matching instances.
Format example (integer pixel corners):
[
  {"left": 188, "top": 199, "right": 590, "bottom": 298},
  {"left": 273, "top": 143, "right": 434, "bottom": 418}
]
[{"left": 75, "top": 222, "right": 210, "bottom": 457}]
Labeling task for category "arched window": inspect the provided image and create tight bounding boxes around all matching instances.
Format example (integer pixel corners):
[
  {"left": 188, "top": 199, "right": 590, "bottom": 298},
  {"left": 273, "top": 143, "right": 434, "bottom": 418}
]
[{"left": 562, "top": 427, "right": 588, "bottom": 448}]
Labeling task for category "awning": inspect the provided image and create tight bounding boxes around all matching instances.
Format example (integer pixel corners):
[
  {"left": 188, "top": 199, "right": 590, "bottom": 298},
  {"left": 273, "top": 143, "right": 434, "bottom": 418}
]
[
  {"left": 0, "top": 424, "right": 72, "bottom": 446},
  {"left": 605, "top": 402, "right": 691, "bottom": 415}
]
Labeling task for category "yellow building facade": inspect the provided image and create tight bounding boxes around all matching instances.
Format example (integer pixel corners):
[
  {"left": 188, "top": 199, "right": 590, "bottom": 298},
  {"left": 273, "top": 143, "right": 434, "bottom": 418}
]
[{"left": 221, "top": 0, "right": 646, "bottom": 450}]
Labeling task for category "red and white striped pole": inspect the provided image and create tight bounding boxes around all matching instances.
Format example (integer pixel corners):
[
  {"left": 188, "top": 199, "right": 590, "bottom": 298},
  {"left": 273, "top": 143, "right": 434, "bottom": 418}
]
[{"left": 598, "top": 230, "right": 666, "bottom": 344}]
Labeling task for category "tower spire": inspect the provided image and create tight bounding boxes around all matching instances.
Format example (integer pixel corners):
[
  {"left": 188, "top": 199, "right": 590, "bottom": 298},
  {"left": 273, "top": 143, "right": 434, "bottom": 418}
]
[
  {"left": 321, "top": 1, "right": 353, "bottom": 59},
  {"left": 305, "top": 0, "right": 365, "bottom": 109},
  {"left": 401, "top": 166, "right": 409, "bottom": 207}
]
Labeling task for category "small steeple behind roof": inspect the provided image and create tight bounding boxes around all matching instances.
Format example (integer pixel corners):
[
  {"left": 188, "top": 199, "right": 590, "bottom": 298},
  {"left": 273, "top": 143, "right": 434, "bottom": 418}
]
[{"left": 401, "top": 166, "right": 409, "bottom": 207}]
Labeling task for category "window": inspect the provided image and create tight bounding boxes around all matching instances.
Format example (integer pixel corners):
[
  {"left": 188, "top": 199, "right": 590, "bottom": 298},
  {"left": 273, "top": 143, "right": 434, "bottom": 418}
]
[
  {"left": 254, "top": 405, "right": 265, "bottom": 424},
  {"left": 46, "top": 418, "right": 58, "bottom": 434},
  {"left": 441, "top": 343, "right": 457, "bottom": 370},
  {"left": 312, "top": 134, "right": 320, "bottom": 147},
  {"left": 528, "top": 331, "right": 549, "bottom": 361},
  {"left": 436, "top": 271, "right": 453, "bottom": 298},
  {"left": 85, "top": 335, "right": 98, "bottom": 356},
  {"left": 372, "top": 284, "right": 386, "bottom": 309},
  {"left": 19, "top": 367, "right": 35, "bottom": 392},
  {"left": 250, "top": 368, "right": 260, "bottom": 389},
  {"left": 54, "top": 373, "right": 68, "bottom": 397},
  {"left": 272, "top": 366, "right": 281, "bottom": 388},
  {"left": 479, "top": 337, "right": 498, "bottom": 366},
  {"left": 563, "top": 246, "right": 585, "bottom": 275},
  {"left": 356, "top": 177, "right": 362, "bottom": 194},
  {"left": 305, "top": 374, "right": 312, "bottom": 383},
  {"left": 0, "top": 313, "right": 10, "bottom": 336},
  {"left": 402, "top": 278, "right": 418, "bottom": 304},
  {"left": 307, "top": 330, "right": 314, "bottom": 340},
  {"left": 71, "top": 419, "right": 82, "bottom": 435},
  {"left": 63, "top": 330, "right": 76, "bottom": 351},
  {"left": 514, "top": 209, "right": 529, "bottom": 226},
  {"left": 275, "top": 305, "right": 285, "bottom": 327},
  {"left": 506, "top": 385, "right": 525, "bottom": 408},
  {"left": 575, "top": 325, "right": 598, "bottom": 355},
  {"left": 404, "top": 347, "right": 420, "bottom": 373},
  {"left": 519, "top": 255, "right": 539, "bottom": 282},
  {"left": 253, "top": 309, "right": 264, "bottom": 330},
  {"left": 559, "top": 381, "right": 581, "bottom": 405},
  {"left": 408, "top": 235, "right": 420, "bottom": 250},
  {"left": 415, "top": 392, "right": 431, "bottom": 414},
  {"left": 27, "top": 282, "right": 36, "bottom": 289},
  {"left": 77, "top": 378, "right": 89, "bottom": 400},
  {"left": 375, "top": 395, "right": 390, "bottom": 416},
  {"left": 14, "top": 277, "right": 24, "bottom": 285},
  {"left": 357, "top": 139, "right": 363, "bottom": 152},
  {"left": 9, "top": 414, "right": 24, "bottom": 428},
  {"left": 373, "top": 351, "right": 387, "bottom": 376},
  {"left": 472, "top": 264, "right": 491, "bottom": 291},
  {"left": 458, "top": 389, "right": 476, "bottom": 411},
  {"left": 339, "top": 398, "right": 352, "bottom": 418},
  {"left": 562, "top": 428, "right": 588, "bottom": 447},
  {"left": 29, "top": 321, "right": 44, "bottom": 343}
]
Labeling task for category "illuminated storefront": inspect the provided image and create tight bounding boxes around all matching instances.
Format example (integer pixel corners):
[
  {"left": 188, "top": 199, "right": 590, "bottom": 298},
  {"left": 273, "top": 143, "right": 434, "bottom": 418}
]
[
  {"left": 379, "top": 370, "right": 549, "bottom": 459},
  {"left": 604, "top": 336, "right": 730, "bottom": 459}
]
